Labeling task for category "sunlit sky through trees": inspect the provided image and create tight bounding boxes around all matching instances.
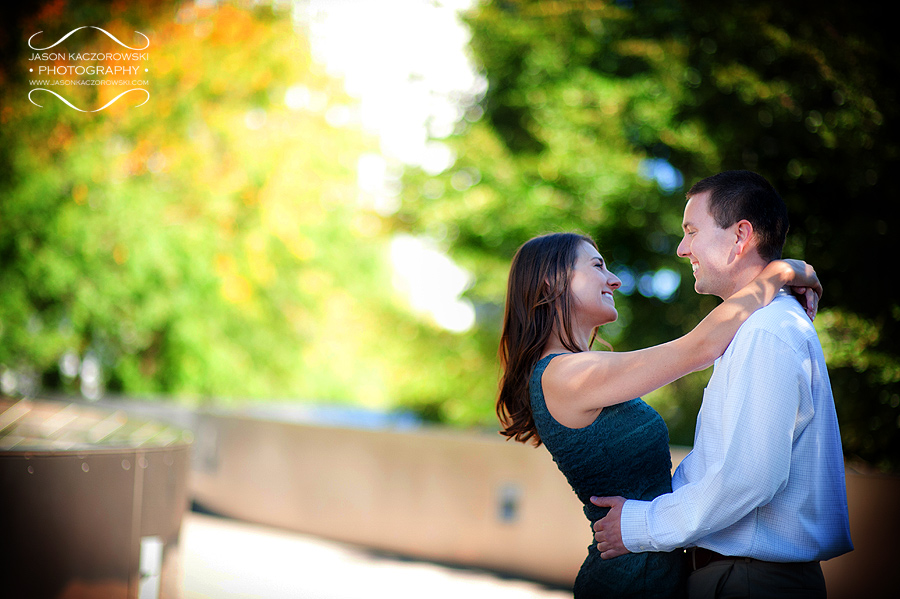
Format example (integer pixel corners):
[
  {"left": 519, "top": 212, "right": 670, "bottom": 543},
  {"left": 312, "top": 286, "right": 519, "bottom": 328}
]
[{"left": 295, "top": 0, "right": 484, "bottom": 332}]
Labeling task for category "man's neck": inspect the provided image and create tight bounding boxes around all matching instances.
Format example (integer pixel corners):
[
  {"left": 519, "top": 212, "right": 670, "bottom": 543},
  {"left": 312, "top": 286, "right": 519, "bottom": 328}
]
[{"left": 722, "top": 261, "right": 768, "bottom": 301}]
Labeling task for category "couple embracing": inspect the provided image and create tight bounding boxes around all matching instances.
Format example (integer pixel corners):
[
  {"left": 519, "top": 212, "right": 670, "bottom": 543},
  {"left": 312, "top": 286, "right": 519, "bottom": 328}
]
[{"left": 497, "top": 171, "right": 852, "bottom": 598}]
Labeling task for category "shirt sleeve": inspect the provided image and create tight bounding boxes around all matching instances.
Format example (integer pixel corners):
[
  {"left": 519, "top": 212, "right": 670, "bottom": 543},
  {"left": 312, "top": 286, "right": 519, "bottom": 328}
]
[{"left": 621, "top": 325, "right": 807, "bottom": 552}]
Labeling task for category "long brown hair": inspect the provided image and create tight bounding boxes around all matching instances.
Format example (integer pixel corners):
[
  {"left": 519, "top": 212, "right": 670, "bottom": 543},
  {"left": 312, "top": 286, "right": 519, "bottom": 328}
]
[{"left": 497, "top": 233, "right": 597, "bottom": 446}]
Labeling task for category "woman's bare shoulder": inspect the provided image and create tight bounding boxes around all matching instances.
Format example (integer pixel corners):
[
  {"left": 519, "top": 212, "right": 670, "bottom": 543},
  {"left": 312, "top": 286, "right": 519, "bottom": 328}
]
[{"left": 540, "top": 352, "right": 606, "bottom": 428}]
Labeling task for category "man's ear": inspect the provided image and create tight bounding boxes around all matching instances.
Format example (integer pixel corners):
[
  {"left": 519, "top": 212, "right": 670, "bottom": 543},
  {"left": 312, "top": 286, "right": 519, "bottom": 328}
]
[{"left": 733, "top": 220, "right": 755, "bottom": 256}]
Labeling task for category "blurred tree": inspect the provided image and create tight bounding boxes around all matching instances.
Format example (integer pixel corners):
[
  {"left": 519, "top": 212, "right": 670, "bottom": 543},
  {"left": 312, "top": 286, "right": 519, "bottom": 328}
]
[
  {"left": 0, "top": 0, "right": 502, "bottom": 418},
  {"left": 1, "top": 0, "right": 357, "bottom": 401},
  {"left": 397, "top": 0, "right": 900, "bottom": 471}
]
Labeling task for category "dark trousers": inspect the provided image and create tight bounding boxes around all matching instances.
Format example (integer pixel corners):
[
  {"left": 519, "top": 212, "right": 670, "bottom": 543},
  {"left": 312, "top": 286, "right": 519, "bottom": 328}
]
[{"left": 687, "top": 558, "right": 826, "bottom": 599}]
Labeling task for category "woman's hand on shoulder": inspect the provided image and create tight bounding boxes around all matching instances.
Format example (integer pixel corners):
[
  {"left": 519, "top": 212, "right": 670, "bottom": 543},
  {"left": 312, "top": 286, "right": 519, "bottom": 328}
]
[{"left": 769, "top": 258, "right": 822, "bottom": 321}]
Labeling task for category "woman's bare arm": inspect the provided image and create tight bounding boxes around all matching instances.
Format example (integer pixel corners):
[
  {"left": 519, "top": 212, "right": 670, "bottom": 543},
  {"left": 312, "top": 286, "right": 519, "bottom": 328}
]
[{"left": 542, "top": 259, "right": 819, "bottom": 428}]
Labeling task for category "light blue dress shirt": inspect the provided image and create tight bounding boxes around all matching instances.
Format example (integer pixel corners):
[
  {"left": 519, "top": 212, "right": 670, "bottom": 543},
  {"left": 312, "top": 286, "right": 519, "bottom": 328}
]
[{"left": 621, "top": 292, "right": 853, "bottom": 562}]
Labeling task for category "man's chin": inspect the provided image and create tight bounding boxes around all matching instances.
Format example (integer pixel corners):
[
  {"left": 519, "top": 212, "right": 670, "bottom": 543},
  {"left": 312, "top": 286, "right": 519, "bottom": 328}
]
[{"left": 693, "top": 281, "right": 714, "bottom": 296}]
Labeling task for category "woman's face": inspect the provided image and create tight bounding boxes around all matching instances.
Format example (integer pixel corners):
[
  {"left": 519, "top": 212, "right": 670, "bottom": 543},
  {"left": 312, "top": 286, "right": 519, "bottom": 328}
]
[{"left": 568, "top": 241, "right": 621, "bottom": 327}]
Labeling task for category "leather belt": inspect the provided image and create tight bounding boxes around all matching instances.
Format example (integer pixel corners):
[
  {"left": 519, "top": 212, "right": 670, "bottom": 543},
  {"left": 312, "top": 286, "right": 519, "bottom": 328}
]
[
  {"left": 687, "top": 547, "right": 746, "bottom": 571},
  {"left": 686, "top": 547, "right": 819, "bottom": 574}
]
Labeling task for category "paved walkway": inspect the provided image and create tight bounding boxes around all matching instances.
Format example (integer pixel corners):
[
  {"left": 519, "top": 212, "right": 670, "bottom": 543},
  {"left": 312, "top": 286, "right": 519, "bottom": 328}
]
[{"left": 181, "top": 513, "right": 572, "bottom": 599}]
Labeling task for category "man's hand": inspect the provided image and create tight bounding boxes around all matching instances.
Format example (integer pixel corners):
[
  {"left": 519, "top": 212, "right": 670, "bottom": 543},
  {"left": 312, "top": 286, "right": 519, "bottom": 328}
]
[{"left": 590, "top": 496, "right": 629, "bottom": 559}]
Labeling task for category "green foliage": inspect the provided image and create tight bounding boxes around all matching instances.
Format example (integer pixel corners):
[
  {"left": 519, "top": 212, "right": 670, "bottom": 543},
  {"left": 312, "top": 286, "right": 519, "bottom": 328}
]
[
  {"left": 2, "top": 0, "right": 346, "bottom": 401},
  {"left": 0, "top": 0, "right": 503, "bottom": 423},
  {"left": 397, "top": 0, "right": 900, "bottom": 470}
]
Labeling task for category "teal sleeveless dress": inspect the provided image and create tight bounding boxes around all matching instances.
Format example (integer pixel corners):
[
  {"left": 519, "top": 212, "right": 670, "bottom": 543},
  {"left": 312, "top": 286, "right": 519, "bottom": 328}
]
[{"left": 530, "top": 354, "right": 685, "bottom": 598}]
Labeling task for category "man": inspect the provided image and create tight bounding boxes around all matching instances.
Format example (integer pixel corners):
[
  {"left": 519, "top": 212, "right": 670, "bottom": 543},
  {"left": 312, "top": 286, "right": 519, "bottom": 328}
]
[{"left": 591, "top": 170, "right": 852, "bottom": 598}]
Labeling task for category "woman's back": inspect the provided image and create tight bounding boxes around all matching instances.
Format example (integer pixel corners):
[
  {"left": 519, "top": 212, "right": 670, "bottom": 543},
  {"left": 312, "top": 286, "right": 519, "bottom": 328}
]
[{"left": 530, "top": 354, "right": 685, "bottom": 598}]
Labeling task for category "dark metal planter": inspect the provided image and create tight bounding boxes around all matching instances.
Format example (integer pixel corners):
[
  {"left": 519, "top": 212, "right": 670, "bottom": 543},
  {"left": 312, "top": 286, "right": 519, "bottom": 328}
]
[{"left": 1, "top": 398, "right": 192, "bottom": 599}]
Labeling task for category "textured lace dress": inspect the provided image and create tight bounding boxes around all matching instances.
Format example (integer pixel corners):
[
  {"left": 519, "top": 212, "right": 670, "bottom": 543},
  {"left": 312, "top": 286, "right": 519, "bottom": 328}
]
[{"left": 530, "top": 354, "right": 685, "bottom": 598}]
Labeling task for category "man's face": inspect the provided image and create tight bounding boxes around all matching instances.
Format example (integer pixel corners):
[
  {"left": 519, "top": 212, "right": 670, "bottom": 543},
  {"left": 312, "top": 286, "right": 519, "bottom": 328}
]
[{"left": 676, "top": 191, "right": 741, "bottom": 299}]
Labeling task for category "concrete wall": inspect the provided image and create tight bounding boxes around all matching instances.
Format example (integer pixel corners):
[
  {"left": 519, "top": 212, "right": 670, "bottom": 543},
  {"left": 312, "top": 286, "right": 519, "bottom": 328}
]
[
  {"left": 189, "top": 412, "right": 899, "bottom": 596},
  {"left": 190, "top": 413, "right": 588, "bottom": 585}
]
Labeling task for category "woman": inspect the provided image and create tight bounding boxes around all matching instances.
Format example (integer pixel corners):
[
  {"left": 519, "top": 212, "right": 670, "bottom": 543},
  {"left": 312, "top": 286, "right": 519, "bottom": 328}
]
[{"left": 496, "top": 232, "right": 820, "bottom": 599}]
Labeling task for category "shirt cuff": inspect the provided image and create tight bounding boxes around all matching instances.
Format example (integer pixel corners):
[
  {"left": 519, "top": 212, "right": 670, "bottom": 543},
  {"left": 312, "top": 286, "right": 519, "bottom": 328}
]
[{"left": 620, "top": 499, "right": 654, "bottom": 553}]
